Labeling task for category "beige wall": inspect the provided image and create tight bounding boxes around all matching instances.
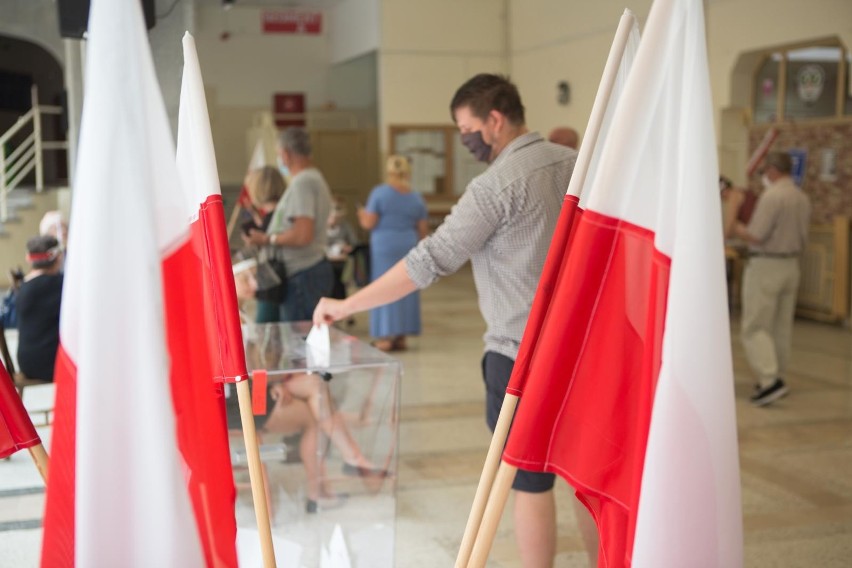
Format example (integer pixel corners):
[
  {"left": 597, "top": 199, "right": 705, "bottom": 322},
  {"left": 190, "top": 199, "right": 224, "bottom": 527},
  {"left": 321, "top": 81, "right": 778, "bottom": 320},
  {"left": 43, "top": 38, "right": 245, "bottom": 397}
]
[
  {"left": 504, "top": 0, "right": 852, "bottom": 175},
  {"left": 508, "top": 1, "right": 653, "bottom": 137},
  {"left": 197, "top": 0, "right": 852, "bottom": 186},
  {"left": 706, "top": 0, "right": 852, "bottom": 180},
  {"left": 378, "top": 0, "right": 508, "bottom": 152},
  {"left": 193, "top": 5, "right": 332, "bottom": 183}
]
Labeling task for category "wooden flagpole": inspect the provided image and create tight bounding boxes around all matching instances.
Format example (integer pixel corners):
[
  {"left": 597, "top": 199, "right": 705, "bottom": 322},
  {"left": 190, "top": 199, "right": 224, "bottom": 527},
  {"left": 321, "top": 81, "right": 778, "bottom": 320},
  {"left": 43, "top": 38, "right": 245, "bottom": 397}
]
[
  {"left": 226, "top": 201, "right": 243, "bottom": 239},
  {"left": 469, "top": 461, "right": 517, "bottom": 568},
  {"left": 28, "top": 443, "right": 49, "bottom": 483},
  {"left": 455, "top": 9, "right": 639, "bottom": 567},
  {"left": 455, "top": 394, "right": 517, "bottom": 567},
  {"left": 236, "top": 379, "right": 277, "bottom": 568}
]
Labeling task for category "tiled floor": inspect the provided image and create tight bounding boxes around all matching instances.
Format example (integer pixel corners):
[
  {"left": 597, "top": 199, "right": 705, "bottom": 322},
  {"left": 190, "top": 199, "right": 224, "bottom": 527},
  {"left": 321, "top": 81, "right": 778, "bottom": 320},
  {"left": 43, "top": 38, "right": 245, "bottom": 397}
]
[{"left": 2, "top": 265, "right": 851, "bottom": 566}]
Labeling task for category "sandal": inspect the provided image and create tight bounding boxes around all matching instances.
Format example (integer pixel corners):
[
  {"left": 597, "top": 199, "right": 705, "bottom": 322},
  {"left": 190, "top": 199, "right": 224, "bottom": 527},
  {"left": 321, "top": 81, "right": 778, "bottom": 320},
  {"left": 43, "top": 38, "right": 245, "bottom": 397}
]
[{"left": 370, "top": 339, "right": 395, "bottom": 352}]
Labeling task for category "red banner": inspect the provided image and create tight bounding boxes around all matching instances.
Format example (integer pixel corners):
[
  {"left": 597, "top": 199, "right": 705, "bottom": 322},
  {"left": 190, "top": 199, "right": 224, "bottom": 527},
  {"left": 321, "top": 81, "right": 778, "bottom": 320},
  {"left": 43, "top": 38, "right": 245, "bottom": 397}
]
[
  {"left": 273, "top": 93, "right": 306, "bottom": 128},
  {"left": 262, "top": 10, "right": 322, "bottom": 35}
]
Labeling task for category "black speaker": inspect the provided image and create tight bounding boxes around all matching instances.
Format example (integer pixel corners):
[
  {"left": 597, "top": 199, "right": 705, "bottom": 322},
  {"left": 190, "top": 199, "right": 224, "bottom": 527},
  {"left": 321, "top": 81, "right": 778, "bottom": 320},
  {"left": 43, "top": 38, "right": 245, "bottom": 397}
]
[{"left": 57, "top": 0, "right": 156, "bottom": 39}]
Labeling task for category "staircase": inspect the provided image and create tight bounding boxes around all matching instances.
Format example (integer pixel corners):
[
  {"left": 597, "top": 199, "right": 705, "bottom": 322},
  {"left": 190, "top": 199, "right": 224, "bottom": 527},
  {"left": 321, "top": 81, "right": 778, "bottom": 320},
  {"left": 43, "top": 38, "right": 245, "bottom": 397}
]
[{"left": 0, "top": 86, "right": 69, "bottom": 288}]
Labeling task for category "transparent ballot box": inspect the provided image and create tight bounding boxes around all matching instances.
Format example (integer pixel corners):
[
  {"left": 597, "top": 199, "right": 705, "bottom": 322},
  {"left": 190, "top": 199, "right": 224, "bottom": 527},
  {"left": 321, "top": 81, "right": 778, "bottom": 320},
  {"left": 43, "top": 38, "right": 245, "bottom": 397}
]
[{"left": 226, "top": 322, "right": 400, "bottom": 567}]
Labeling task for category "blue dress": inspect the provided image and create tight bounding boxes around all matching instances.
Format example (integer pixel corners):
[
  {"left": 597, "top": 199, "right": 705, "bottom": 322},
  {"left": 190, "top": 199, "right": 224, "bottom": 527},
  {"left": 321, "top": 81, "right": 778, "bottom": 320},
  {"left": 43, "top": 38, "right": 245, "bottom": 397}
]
[{"left": 365, "top": 184, "right": 427, "bottom": 338}]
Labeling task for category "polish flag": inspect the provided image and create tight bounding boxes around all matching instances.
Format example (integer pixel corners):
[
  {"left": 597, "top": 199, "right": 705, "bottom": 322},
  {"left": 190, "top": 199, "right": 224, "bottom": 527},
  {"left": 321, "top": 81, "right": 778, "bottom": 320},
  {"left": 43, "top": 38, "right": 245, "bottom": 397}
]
[
  {"left": 0, "top": 360, "right": 40, "bottom": 459},
  {"left": 41, "top": 0, "right": 230, "bottom": 565},
  {"left": 502, "top": 0, "right": 743, "bottom": 566},
  {"left": 166, "top": 31, "right": 252, "bottom": 568}
]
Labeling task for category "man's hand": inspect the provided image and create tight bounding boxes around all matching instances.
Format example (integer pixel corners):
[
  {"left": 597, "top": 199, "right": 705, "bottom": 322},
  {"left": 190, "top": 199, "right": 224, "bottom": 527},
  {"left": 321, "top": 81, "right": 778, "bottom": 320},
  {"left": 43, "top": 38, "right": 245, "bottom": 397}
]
[{"left": 313, "top": 297, "right": 350, "bottom": 326}]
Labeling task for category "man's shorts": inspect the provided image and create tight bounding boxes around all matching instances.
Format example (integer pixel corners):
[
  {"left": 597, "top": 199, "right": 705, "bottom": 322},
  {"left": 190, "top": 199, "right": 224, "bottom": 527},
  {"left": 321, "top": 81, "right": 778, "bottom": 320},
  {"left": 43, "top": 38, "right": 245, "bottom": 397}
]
[{"left": 482, "top": 351, "right": 556, "bottom": 493}]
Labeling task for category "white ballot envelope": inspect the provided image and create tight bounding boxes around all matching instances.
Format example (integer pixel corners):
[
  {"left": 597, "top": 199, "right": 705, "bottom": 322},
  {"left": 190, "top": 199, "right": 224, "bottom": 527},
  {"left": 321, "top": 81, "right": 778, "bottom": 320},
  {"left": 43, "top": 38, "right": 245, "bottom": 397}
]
[{"left": 305, "top": 323, "right": 331, "bottom": 368}]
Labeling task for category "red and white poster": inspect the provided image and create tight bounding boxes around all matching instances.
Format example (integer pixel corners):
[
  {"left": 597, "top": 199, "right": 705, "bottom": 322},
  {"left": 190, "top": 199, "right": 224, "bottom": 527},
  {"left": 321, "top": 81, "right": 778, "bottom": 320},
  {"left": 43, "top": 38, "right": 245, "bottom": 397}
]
[{"left": 262, "top": 10, "right": 322, "bottom": 35}]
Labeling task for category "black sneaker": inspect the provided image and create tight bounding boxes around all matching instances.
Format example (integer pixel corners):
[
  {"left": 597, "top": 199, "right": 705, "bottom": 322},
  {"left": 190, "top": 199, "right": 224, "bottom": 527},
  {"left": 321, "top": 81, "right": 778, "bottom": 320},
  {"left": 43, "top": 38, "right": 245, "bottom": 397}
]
[{"left": 750, "top": 378, "right": 788, "bottom": 407}]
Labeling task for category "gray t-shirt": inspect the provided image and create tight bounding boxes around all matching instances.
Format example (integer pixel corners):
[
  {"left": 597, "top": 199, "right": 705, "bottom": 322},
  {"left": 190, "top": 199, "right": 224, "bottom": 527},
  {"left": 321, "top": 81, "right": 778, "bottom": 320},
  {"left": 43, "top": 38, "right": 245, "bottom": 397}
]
[{"left": 266, "top": 167, "right": 332, "bottom": 274}]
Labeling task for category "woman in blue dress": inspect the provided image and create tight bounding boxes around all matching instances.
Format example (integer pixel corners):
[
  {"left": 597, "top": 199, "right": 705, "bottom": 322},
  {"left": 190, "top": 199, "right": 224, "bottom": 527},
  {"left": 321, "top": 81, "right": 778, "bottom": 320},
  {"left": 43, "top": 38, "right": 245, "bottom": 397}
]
[{"left": 358, "top": 155, "right": 428, "bottom": 351}]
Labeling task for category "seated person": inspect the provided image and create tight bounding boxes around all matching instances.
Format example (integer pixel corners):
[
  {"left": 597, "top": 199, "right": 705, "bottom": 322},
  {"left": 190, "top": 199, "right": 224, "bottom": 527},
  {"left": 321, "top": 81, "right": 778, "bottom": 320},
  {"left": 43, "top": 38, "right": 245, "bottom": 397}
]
[
  {"left": 16, "top": 235, "right": 64, "bottom": 382},
  {"left": 226, "top": 370, "right": 388, "bottom": 513}
]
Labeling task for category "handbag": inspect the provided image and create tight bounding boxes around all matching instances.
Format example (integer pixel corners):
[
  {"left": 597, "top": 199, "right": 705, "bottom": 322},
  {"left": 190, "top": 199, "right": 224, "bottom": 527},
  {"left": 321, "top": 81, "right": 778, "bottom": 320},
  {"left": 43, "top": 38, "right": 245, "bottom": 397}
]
[{"left": 254, "top": 245, "right": 288, "bottom": 303}]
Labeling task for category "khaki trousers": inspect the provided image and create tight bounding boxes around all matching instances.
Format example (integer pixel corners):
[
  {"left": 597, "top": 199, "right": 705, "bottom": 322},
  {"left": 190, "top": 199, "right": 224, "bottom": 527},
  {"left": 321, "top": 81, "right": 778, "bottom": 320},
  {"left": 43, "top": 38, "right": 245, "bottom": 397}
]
[{"left": 740, "top": 257, "right": 800, "bottom": 387}]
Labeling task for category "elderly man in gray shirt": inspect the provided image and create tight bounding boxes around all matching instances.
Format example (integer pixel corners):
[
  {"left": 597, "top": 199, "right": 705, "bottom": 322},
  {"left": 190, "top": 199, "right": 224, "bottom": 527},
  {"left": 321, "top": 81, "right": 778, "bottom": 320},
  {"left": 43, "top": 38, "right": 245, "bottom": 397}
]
[
  {"left": 731, "top": 151, "right": 811, "bottom": 407},
  {"left": 315, "top": 74, "right": 578, "bottom": 567}
]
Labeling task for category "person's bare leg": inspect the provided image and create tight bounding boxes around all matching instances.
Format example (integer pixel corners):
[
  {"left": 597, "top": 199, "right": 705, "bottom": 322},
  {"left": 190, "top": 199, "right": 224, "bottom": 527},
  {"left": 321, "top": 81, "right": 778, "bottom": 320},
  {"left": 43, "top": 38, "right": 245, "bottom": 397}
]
[
  {"left": 261, "top": 396, "right": 328, "bottom": 499},
  {"left": 573, "top": 497, "right": 599, "bottom": 566},
  {"left": 514, "top": 489, "right": 556, "bottom": 568},
  {"left": 285, "top": 373, "right": 373, "bottom": 467}
]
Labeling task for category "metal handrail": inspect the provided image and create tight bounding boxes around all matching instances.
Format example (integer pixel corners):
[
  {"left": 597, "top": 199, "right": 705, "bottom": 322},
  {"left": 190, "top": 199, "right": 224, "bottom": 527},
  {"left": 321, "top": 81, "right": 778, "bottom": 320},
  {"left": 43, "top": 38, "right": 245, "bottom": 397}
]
[{"left": 0, "top": 86, "right": 68, "bottom": 222}]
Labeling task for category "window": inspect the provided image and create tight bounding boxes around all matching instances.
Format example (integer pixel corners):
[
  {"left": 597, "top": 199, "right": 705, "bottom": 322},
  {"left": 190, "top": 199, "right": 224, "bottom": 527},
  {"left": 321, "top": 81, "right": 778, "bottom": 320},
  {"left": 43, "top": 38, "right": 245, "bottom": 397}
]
[{"left": 753, "top": 40, "right": 852, "bottom": 123}]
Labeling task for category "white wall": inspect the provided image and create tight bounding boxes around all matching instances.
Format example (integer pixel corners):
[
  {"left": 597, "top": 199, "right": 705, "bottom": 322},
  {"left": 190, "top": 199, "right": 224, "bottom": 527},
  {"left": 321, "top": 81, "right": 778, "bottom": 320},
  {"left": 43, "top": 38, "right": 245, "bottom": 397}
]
[
  {"left": 193, "top": 4, "right": 333, "bottom": 182},
  {"left": 329, "top": 0, "right": 380, "bottom": 64},
  {"left": 328, "top": 51, "right": 378, "bottom": 114},
  {"left": 194, "top": 5, "right": 331, "bottom": 108}
]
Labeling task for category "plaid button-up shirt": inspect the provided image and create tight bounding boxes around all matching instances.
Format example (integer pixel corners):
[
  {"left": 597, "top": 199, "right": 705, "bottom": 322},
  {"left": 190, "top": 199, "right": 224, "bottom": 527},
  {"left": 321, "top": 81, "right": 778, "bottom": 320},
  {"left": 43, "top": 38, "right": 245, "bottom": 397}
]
[{"left": 406, "top": 132, "right": 577, "bottom": 359}]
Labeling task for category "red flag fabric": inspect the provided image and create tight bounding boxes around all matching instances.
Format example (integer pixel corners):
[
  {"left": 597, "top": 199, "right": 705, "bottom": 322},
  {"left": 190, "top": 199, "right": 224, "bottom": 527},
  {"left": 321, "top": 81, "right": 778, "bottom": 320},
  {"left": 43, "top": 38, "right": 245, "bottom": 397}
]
[
  {"left": 170, "top": 32, "right": 251, "bottom": 567},
  {"left": 41, "top": 0, "right": 208, "bottom": 565},
  {"left": 0, "top": 361, "right": 40, "bottom": 459},
  {"left": 502, "top": 0, "right": 743, "bottom": 566}
]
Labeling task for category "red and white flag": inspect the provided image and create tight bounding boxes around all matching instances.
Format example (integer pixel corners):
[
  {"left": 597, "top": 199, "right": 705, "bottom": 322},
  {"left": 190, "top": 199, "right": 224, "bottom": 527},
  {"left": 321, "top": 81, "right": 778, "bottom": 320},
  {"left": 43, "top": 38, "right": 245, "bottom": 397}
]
[
  {"left": 502, "top": 0, "right": 743, "bottom": 566},
  {"left": 0, "top": 361, "right": 40, "bottom": 459},
  {"left": 41, "top": 0, "right": 221, "bottom": 565},
  {"left": 165, "top": 31, "right": 252, "bottom": 568}
]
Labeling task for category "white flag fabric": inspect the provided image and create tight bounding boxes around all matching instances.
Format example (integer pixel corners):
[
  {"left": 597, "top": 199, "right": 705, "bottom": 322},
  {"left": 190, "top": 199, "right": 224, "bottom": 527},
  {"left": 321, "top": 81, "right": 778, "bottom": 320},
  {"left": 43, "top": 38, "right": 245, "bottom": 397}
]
[{"left": 41, "top": 0, "right": 205, "bottom": 565}]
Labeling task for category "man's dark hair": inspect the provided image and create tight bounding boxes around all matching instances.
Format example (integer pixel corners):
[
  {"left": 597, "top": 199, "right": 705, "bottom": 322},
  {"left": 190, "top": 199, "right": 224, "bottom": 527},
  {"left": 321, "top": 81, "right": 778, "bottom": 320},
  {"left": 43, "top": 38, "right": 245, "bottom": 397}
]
[
  {"left": 26, "top": 235, "right": 60, "bottom": 269},
  {"left": 450, "top": 74, "right": 525, "bottom": 125}
]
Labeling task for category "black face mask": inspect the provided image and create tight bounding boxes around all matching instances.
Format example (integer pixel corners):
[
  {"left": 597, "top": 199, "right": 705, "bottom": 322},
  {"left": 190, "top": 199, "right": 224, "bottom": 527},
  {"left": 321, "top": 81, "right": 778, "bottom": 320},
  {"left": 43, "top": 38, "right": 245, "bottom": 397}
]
[{"left": 461, "top": 130, "right": 492, "bottom": 163}]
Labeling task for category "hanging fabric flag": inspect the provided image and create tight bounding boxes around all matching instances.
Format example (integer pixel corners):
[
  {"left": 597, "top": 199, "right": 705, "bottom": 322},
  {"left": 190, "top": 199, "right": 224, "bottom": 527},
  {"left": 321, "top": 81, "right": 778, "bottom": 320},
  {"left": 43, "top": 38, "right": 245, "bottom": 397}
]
[{"left": 502, "top": 0, "right": 743, "bottom": 565}]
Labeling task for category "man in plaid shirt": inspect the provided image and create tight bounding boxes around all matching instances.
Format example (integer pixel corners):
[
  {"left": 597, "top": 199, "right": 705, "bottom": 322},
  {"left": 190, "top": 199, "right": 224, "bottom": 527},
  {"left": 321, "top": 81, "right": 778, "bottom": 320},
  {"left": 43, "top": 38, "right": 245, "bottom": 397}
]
[{"left": 315, "top": 74, "right": 578, "bottom": 566}]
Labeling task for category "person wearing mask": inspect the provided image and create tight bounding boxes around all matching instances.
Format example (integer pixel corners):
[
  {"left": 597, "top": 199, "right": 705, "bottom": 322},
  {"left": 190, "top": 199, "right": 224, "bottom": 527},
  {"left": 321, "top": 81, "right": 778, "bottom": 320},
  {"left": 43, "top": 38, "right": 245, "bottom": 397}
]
[
  {"left": 245, "top": 128, "right": 333, "bottom": 322},
  {"left": 730, "top": 151, "right": 811, "bottom": 406},
  {"left": 314, "top": 74, "right": 584, "bottom": 567},
  {"left": 358, "top": 155, "right": 428, "bottom": 351},
  {"left": 16, "top": 235, "right": 64, "bottom": 382}
]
